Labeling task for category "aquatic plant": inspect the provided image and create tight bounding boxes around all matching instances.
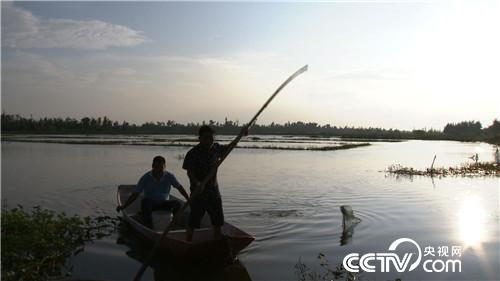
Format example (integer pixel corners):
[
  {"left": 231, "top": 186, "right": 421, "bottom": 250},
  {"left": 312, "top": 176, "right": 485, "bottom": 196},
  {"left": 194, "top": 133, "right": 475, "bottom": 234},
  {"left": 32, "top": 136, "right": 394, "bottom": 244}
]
[
  {"left": 311, "top": 143, "right": 370, "bottom": 151},
  {"left": 386, "top": 162, "right": 500, "bottom": 177},
  {"left": 340, "top": 137, "right": 403, "bottom": 142},
  {"left": 295, "top": 253, "right": 354, "bottom": 281},
  {"left": 2, "top": 137, "right": 371, "bottom": 151},
  {"left": 219, "top": 143, "right": 371, "bottom": 151},
  {"left": 1, "top": 206, "right": 119, "bottom": 281}
]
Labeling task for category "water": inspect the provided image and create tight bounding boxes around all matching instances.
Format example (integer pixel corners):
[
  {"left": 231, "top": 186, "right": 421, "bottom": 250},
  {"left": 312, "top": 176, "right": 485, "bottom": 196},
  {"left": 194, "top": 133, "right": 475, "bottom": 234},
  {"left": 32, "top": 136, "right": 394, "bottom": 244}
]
[{"left": 1, "top": 138, "right": 499, "bottom": 280}]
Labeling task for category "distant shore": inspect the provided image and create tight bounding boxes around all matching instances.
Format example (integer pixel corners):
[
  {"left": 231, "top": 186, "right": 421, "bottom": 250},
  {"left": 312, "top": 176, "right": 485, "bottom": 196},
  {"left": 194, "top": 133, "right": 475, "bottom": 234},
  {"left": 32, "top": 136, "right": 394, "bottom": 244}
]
[
  {"left": 1, "top": 131, "right": 497, "bottom": 145},
  {"left": 2, "top": 114, "right": 499, "bottom": 144}
]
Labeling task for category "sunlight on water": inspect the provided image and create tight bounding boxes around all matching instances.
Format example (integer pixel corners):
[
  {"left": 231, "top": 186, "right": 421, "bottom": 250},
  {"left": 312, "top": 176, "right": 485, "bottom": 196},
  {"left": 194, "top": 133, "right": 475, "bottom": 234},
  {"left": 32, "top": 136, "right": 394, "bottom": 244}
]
[
  {"left": 474, "top": 146, "right": 485, "bottom": 153},
  {"left": 457, "top": 197, "right": 487, "bottom": 248}
]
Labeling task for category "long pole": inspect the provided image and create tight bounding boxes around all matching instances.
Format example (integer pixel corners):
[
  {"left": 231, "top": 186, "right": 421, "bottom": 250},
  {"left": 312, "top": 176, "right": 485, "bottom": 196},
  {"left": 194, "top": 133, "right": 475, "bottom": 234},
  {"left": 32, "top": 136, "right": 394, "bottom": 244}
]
[{"left": 132, "top": 65, "right": 308, "bottom": 281}]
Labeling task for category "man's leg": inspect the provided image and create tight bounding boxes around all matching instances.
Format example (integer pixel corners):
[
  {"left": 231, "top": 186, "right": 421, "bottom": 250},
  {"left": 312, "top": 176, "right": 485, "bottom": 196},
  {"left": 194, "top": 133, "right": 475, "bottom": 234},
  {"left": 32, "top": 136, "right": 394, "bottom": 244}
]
[
  {"left": 141, "top": 198, "right": 154, "bottom": 228},
  {"left": 144, "top": 200, "right": 181, "bottom": 229},
  {"left": 213, "top": 226, "right": 222, "bottom": 240},
  {"left": 158, "top": 200, "right": 182, "bottom": 215},
  {"left": 171, "top": 200, "right": 182, "bottom": 215},
  {"left": 186, "top": 197, "right": 204, "bottom": 242},
  {"left": 207, "top": 196, "right": 224, "bottom": 240},
  {"left": 186, "top": 226, "right": 194, "bottom": 242}
]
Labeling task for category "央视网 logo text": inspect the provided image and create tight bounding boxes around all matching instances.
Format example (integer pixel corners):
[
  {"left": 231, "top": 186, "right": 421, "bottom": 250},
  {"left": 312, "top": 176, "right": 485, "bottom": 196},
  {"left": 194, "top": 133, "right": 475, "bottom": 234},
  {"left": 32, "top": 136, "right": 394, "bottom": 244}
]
[{"left": 343, "top": 238, "right": 462, "bottom": 273}]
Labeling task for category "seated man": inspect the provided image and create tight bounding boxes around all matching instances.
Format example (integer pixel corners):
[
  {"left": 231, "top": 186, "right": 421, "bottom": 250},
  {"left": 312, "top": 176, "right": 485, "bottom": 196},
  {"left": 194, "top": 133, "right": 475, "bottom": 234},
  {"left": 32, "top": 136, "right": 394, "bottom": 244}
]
[{"left": 117, "top": 156, "right": 189, "bottom": 228}]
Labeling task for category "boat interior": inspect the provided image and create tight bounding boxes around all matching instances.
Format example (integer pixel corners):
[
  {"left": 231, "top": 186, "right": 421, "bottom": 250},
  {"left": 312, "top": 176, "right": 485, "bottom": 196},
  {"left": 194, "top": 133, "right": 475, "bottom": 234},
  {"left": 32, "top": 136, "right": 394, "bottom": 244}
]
[{"left": 118, "top": 185, "right": 214, "bottom": 233}]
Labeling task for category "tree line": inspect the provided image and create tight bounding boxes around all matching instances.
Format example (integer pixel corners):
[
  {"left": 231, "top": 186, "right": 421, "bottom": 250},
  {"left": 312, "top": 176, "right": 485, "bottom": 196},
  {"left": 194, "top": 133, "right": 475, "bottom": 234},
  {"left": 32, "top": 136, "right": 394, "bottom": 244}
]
[{"left": 1, "top": 114, "right": 499, "bottom": 144}]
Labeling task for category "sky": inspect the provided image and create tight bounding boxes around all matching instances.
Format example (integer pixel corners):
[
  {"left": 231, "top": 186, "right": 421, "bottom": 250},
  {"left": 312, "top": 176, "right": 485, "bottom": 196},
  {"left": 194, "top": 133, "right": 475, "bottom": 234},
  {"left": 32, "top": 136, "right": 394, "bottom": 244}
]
[{"left": 1, "top": 1, "right": 499, "bottom": 130}]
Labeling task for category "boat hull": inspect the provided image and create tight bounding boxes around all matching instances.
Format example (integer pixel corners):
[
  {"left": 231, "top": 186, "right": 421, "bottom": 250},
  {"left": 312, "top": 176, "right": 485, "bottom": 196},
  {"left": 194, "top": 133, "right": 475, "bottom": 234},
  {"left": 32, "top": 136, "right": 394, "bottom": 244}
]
[{"left": 117, "top": 185, "right": 254, "bottom": 260}]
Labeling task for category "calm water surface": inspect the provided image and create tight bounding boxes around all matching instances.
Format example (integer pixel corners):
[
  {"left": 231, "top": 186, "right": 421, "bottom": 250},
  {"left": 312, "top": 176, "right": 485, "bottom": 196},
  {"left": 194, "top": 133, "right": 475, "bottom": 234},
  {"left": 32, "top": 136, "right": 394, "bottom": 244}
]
[{"left": 1, "top": 138, "right": 499, "bottom": 281}]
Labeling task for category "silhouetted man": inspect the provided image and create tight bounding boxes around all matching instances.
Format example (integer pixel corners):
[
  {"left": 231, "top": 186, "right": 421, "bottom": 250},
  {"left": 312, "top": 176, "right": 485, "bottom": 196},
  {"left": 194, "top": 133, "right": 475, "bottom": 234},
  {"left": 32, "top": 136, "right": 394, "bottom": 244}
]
[{"left": 182, "top": 125, "right": 227, "bottom": 241}]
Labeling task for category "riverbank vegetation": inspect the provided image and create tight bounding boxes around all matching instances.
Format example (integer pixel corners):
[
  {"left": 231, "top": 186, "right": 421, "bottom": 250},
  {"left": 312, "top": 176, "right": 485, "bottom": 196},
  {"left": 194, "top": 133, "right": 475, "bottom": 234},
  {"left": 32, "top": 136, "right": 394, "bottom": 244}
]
[
  {"left": 1, "top": 206, "right": 119, "bottom": 281},
  {"left": 386, "top": 162, "right": 500, "bottom": 177},
  {"left": 2, "top": 114, "right": 499, "bottom": 144}
]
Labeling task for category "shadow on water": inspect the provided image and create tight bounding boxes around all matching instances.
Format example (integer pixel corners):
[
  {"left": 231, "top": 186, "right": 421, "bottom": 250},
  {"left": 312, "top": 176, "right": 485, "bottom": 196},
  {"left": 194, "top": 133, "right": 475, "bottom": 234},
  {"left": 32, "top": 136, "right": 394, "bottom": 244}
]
[
  {"left": 115, "top": 222, "right": 252, "bottom": 281},
  {"left": 340, "top": 226, "right": 355, "bottom": 247}
]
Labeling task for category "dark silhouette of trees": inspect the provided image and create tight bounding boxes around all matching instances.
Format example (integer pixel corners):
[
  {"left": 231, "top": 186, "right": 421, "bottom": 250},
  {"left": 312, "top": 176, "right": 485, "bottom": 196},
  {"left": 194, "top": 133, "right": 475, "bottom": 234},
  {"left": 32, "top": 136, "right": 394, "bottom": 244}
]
[
  {"left": 1, "top": 113, "right": 499, "bottom": 144},
  {"left": 483, "top": 119, "right": 500, "bottom": 144},
  {"left": 443, "top": 121, "right": 483, "bottom": 140}
]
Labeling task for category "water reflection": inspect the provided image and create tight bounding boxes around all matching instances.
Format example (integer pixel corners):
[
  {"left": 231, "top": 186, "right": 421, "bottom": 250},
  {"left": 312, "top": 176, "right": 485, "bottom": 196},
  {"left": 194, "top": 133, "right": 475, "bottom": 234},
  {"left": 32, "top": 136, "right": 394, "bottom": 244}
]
[
  {"left": 116, "top": 222, "right": 252, "bottom": 281},
  {"left": 457, "top": 197, "right": 487, "bottom": 248}
]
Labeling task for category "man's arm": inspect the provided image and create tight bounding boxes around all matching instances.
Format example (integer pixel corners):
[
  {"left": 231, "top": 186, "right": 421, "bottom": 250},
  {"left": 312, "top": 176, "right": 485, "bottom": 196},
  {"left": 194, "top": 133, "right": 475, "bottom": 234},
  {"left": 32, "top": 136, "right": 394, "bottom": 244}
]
[
  {"left": 117, "top": 175, "right": 145, "bottom": 212},
  {"left": 169, "top": 173, "right": 190, "bottom": 202},
  {"left": 187, "top": 170, "right": 201, "bottom": 192},
  {"left": 183, "top": 149, "right": 203, "bottom": 195},
  {"left": 176, "top": 185, "right": 190, "bottom": 202},
  {"left": 116, "top": 192, "right": 139, "bottom": 212}
]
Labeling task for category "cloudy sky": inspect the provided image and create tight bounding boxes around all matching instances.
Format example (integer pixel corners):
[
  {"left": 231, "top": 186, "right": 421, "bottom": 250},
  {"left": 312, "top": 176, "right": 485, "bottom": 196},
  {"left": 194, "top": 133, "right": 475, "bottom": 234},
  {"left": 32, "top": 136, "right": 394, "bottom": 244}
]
[{"left": 2, "top": 1, "right": 499, "bottom": 130}]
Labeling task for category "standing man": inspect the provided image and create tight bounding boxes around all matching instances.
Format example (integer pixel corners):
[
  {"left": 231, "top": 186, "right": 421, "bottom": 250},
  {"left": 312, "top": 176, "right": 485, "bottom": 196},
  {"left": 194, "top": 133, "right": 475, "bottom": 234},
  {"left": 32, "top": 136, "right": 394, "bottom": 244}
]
[
  {"left": 117, "top": 156, "right": 190, "bottom": 229},
  {"left": 183, "top": 125, "right": 244, "bottom": 241}
]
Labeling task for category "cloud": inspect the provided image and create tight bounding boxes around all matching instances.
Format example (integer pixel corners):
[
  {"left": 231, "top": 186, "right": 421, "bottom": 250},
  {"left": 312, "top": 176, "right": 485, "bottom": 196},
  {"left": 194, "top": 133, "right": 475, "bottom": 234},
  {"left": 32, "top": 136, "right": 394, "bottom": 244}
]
[
  {"left": 1, "top": 3, "right": 148, "bottom": 49},
  {"left": 1, "top": 50, "right": 302, "bottom": 123}
]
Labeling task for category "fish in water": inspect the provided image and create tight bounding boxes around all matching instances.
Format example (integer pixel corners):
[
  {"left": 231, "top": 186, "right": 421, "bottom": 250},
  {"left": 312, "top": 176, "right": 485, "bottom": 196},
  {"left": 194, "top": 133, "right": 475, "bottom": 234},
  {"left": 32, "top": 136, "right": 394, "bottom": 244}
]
[
  {"left": 340, "top": 205, "right": 361, "bottom": 229},
  {"left": 340, "top": 205, "right": 362, "bottom": 246}
]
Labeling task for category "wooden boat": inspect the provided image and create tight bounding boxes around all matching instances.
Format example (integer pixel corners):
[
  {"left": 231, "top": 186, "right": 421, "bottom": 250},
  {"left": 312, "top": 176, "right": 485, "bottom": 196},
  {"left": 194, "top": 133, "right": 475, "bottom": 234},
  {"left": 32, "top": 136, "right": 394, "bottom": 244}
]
[{"left": 117, "top": 185, "right": 254, "bottom": 260}]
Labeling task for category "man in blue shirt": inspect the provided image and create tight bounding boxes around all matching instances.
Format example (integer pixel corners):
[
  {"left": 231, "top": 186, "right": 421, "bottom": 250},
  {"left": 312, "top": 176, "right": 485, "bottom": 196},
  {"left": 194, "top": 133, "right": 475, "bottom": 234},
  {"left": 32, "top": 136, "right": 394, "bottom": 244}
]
[{"left": 117, "top": 156, "right": 189, "bottom": 228}]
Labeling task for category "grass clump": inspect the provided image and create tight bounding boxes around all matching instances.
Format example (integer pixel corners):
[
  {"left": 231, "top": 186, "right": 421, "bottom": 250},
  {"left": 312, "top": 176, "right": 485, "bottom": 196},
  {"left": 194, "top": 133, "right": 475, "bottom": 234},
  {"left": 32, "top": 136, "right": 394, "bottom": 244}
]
[
  {"left": 386, "top": 161, "right": 499, "bottom": 177},
  {"left": 3, "top": 137, "right": 371, "bottom": 151},
  {"left": 1, "top": 206, "right": 119, "bottom": 281}
]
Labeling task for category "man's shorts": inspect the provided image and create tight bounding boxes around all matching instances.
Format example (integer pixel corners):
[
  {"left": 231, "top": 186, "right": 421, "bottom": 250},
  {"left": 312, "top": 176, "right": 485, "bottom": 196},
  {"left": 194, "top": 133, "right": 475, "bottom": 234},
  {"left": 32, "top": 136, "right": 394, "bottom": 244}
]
[{"left": 188, "top": 194, "right": 224, "bottom": 228}]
